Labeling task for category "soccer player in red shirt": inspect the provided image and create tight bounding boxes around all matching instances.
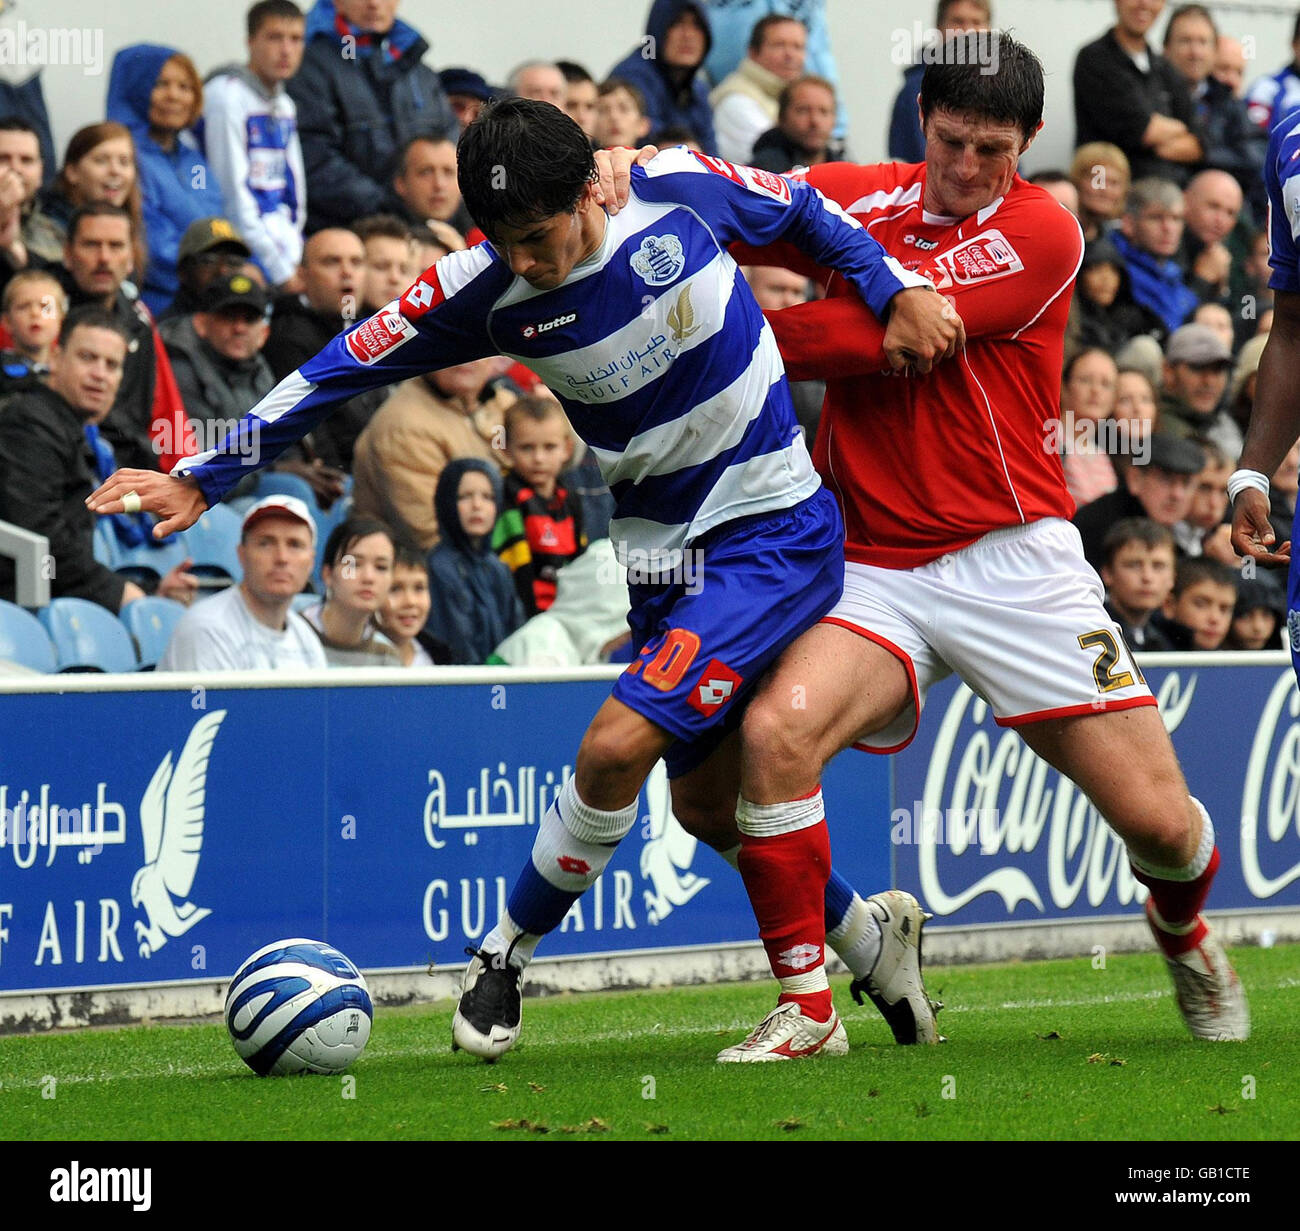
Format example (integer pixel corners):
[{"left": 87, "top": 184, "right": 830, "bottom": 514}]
[{"left": 610, "top": 30, "right": 1247, "bottom": 1057}]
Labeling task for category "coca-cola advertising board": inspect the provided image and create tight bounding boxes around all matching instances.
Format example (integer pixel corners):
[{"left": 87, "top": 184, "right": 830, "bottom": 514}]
[{"left": 891, "top": 660, "right": 1300, "bottom": 924}]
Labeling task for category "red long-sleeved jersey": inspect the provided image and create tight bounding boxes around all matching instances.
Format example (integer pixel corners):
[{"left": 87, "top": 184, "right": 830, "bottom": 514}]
[{"left": 737, "top": 160, "right": 1084, "bottom": 570}]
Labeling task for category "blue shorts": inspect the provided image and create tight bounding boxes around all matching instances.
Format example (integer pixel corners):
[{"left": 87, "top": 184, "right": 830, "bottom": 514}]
[{"left": 612, "top": 487, "right": 844, "bottom": 779}]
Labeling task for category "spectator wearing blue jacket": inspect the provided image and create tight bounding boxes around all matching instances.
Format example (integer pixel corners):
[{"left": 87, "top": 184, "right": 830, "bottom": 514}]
[
  {"left": 608, "top": 1, "right": 718, "bottom": 156},
  {"left": 287, "top": 0, "right": 457, "bottom": 233},
  {"left": 701, "top": 0, "right": 846, "bottom": 141},
  {"left": 107, "top": 45, "right": 226, "bottom": 318},
  {"left": 1112, "top": 177, "right": 1200, "bottom": 336},
  {"left": 888, "top": 0, "right": 992, "bottom": 161},
  {"left": 425, "top": 458, "right": 523, "bottom": 666}
]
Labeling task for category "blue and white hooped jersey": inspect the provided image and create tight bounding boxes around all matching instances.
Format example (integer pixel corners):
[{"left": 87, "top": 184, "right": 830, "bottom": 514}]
[
  {"left": 1265, "top": 108, "right": 1300, "bottom": 295},
  {"left": 176, "top": 147, "right": 925, "bottom": 564}
]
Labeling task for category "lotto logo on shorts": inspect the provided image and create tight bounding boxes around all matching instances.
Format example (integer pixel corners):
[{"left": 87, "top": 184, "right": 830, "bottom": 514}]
[
  {"left": 345, "top": 301, "right": 418, "bottom": 364},
  {"left": 688, "top": 659, "right": 744, "bottom": 716}
]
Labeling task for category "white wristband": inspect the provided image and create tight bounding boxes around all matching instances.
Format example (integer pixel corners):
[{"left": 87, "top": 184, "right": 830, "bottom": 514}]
[{"left": 1227, "top": 469, "right": 1271, "bottom": 504}]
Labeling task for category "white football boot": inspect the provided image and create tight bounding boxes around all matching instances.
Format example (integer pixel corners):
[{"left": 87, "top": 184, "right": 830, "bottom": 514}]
[
  {"left": 451, "top": 946, "right": 523, "bottom": 1060},
  {"left": 1150, "top": 908, "right": 1250, "bottom": 1041},
  {"left": 849, "top": 890, "right": 944, "bottom": 1044},
  {"left": 716, "top": 1000, "right": 849, "bottom": 1062}
]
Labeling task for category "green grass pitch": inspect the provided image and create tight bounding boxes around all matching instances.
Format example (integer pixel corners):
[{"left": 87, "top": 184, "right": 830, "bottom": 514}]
[{"left": 2, "top": 944, "right": 1297, "bottom": 1141}]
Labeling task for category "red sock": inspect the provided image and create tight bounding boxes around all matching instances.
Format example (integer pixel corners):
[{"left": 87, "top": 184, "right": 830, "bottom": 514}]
[
  {"left": 1133, "top": 847, "right": 1219, "bottom": 957},
  {"left": 736, "top": 821, "right": 832, "bottom": 1021}
]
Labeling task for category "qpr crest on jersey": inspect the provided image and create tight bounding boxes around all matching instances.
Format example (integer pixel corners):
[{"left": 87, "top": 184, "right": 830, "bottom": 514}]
[{"left": 630, "top": 234, "right": 686, "bottom": 286}]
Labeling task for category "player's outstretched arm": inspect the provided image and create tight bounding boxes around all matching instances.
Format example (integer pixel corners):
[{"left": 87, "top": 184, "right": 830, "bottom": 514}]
[
  {"left": 1231, "top": 289, "right": 1300, "bottom": 567},
  {"left": 86, "top": 469, "right": 209, "bottom": 539}
]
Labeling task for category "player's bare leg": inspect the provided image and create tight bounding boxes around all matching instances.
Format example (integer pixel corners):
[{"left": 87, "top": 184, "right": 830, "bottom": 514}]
[
  {"left": 452, "top": 698, "right": 674, "bottom": 1059},
  {"left": 711, "top": 624, "right": 941, "bottom": 1059},
  {"left": 1018, "top": 705, "right": 1249, "bottom": 1040}
]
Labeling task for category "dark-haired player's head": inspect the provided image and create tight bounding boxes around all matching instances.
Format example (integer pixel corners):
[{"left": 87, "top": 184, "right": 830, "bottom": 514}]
[
  {"left": 458, "top": 98, "right": 600, "bottom": 289},
  {"left": 504, "top": 396, "right": 574, "bottom": 500},
  {"left": 246, "top": 0, "right": 304, "bottom": 86},
  {"left": 918, "top": 32, "right": 1044, "bottom": 218},
  {"left": 1100, "top": 518, "right": 1176, "bottom": 625},
  {"left": 1164, "top": 556, "right": 1238, "bottom": 650}
]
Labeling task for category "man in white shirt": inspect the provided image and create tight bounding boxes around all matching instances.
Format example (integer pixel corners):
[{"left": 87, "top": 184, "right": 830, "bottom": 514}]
[
  {"left": 159, "top": 494, "right": 326, "bottom": 670},
  {"left": 709, "top": 14, "right": 806, "bottom": 163}
]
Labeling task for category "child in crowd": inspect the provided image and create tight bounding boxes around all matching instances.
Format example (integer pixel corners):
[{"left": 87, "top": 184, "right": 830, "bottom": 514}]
[
  {"left": 426, "top": 458, "right": 523, "bottom": 664},
  {"left": 377, "top": 540, "right": 452, "bottom": 666},
  {"left": 594, "top": 79, "right": 651, "bottom": 150},
  {"left": 1, "top": 270, "right": 67, "bottom": 373},
  {"left": 302, "top": 515, "right": 402, "bottom": 667},
  {"left": 1099, "top": 518, "right": 1176, "bottom": 651},
  {"left": 1225, "top": 578, "right": 1285, "bottom": 651},
  {"left": 1154, "top": 557, "right": 1239, "bottom": 651},
  {"left": 494, "top": 396, "right": 587, "bottom": 616},
  {"left": 354, "top": 215, "right": 414, "bottom": 314}
]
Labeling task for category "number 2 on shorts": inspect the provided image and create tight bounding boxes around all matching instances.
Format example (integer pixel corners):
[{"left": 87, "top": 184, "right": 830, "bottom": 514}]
[{"left": 1077, "top": 628, "right": 1143, "bottom": 691}]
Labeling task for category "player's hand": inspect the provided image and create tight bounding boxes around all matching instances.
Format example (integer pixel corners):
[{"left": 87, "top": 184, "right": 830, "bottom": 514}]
[
  {"left": 1231, "top": 489, "right": 1292, "bottom": 567},
  {"left": 86, "top": 468, "right": 208, "bottom": 539},
  {"left": 593, "top": 145, "right": 659, "bottom": 216},
  {"left": 883, "top": 287, "right": 965, "bottom": 374}
]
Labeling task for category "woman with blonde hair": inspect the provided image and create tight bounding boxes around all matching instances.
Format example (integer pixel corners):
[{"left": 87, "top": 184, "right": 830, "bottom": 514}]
[
  {"left": 1069, "top": 141, "right": 1131, "bottom": 242},
  {"left": 106, "top": 45, "right": 226, "bottom": 316},
  {"left": 41, "top": 122, "right": 149, "bottom": 276}
]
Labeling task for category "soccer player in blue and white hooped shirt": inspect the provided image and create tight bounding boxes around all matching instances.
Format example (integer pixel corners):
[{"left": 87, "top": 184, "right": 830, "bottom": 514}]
[
  {"left": 88, "top": 98, "right": 962, "bottom": 1062},
  {"left": 1231, "top": 107, "right": 1300, "bottom": 680}
]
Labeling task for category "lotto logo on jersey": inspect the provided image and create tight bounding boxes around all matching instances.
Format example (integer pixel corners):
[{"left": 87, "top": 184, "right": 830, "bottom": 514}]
[
  {"left": 346, "top": 301, "right": 418, "bottom": 364},
  {"left": 688, "top": 659, "right": 744, "bottom": 715},
  {"left": 930, "top": 229, "right": 1024, "bottom": 288},
  {"left": 400, "top": 274, "right": 445, "bottom": 319},
  {"left": 521, "top": 311, "right": 578, "bottom": 339}
]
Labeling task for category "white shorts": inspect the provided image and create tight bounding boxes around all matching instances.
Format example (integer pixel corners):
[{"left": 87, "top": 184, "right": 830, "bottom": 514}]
[{"left": 824, "top": 518, "right": 1157, "bottom": 752}]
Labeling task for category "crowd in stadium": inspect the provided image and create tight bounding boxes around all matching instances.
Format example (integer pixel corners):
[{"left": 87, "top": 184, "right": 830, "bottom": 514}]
[{"left": 0, "top": 0, "right": 1294, "bottom": 671}]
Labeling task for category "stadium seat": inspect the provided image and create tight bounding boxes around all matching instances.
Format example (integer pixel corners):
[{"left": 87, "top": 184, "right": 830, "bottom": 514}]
[
  {"left": 0, "top": 599, "right": 57, "bottom": 673},
  {"left": 38, "top": 597, "right": 138, "bottom": 673},
  {"left": 252, "top": 471, "right": 319, "bottom": 511},
  {"left": 120, "top": 596, "right": 187, "bottom": 670},
  {"left": 113, "top": 534, "right": 190, "bottom": 587},
  {"left": 179, "top": 503, "right": 244, "bottom": 587},
  {"left": 92, "top": 519, "right": 121, "bottom": 569}
]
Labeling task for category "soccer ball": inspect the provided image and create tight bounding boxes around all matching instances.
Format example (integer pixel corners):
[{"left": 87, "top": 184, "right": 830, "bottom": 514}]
[{"left": 225, "top": 938, "right": 373, "bottom": 1076}]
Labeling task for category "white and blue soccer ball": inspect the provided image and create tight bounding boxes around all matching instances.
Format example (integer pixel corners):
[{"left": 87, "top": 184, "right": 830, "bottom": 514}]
[{"left": 225, "top": 938, "right": 373, "bottom": 1076}]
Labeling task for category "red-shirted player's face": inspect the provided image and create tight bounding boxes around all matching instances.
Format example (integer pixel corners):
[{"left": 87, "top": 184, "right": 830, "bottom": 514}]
[{"left": 921, "top": 109, "right": 1038, "bottom": 219}]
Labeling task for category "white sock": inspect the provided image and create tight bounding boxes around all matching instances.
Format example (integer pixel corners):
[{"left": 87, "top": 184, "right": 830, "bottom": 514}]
[{"left": 826, "top": 893, "right": 882, "bottom": 980}]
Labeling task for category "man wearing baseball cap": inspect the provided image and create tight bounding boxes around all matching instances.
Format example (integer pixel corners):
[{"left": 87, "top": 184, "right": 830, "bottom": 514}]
[
  {"left": 158, "top": 494, "right": 326, "bottom": 671},
  {"left": 160, "top": 216, "right": 255, "bottom": 322},
  {"left": 1158, "top": 322, "right": 1242, "bottom": 457},
  {"left": 159, "top": 272, "right": 274, "bottom": 441},
  {"left": 1074, "top": 433, "right": 1208, "bottom": 569}
]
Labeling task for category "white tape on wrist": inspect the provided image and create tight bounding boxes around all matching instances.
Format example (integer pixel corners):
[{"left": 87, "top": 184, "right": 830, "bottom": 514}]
[{"left": 1226, "top": 469, "right": 1270, "bottom": 504}]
